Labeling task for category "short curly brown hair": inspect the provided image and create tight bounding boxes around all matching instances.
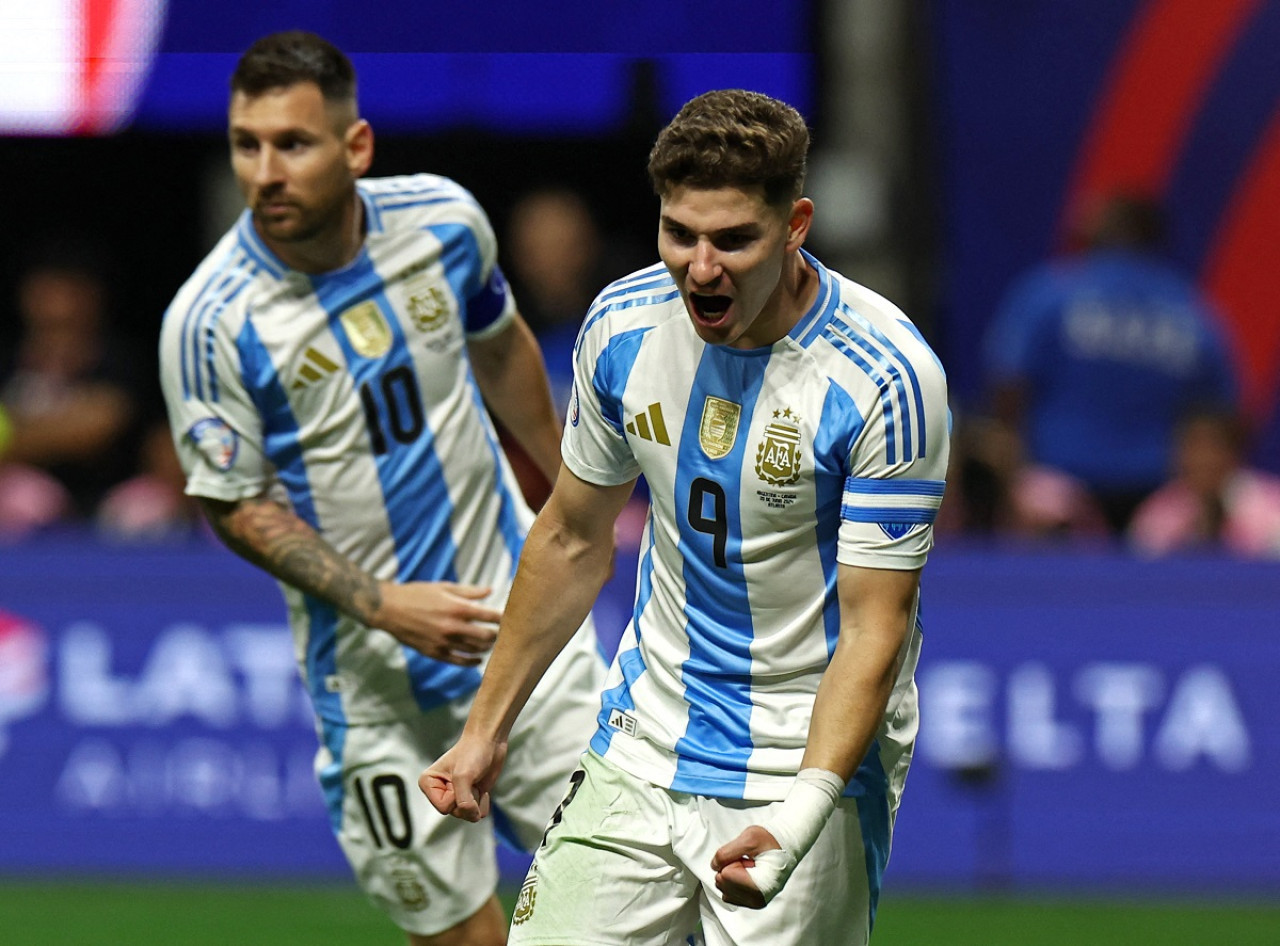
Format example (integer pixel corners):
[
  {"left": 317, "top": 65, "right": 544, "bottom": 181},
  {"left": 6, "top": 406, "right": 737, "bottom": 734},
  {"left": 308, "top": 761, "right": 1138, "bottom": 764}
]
[{"left": 647, "top": 89, "right": 810, "bottom": 207}]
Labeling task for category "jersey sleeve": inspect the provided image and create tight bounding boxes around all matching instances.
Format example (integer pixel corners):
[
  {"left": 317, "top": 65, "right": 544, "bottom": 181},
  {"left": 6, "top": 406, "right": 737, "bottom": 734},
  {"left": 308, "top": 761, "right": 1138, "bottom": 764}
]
[
  {"left": 560, "top": 308, "right": 642, "bottom": 487},
  {"left": 448, "top": 182, "right": 516, "bottom": 339},
  {"left": 158, "top": 300, "right": 271, "bottom": 504},
  {"left": 837, "top": 338, "right": 951, "bottom": 570}
]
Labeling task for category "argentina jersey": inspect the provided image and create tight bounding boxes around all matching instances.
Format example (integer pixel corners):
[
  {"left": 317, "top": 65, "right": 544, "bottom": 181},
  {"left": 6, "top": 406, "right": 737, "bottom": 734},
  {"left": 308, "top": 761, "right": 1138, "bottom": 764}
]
[
  {"left": 159, "top": 174, "right": 535, "bottom": 726},
  {"left": 562, "top": 251, "right": 950, "bottom": 802}
]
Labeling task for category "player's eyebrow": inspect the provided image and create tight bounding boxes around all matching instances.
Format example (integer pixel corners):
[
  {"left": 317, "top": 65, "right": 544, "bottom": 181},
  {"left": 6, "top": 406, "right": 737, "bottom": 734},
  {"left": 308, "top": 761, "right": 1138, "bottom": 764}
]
[{"left": 659, "top": 214, "right": 760, "bottom": 236}]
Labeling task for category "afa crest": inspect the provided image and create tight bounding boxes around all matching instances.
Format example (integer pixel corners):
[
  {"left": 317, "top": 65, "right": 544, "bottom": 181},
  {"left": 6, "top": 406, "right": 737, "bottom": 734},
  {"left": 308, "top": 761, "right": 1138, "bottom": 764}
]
[
  {"left": 391, "top": 867, "right": 429, "bottom": 912},
  {"left": 406, "top": 284, "right": 450, "bottom": 333},
  {"left": 756, "top": 408, "right": 803, "bottom": 486},
  {"left": 512, "top": 873, "right": 538, "bottom": 926}
]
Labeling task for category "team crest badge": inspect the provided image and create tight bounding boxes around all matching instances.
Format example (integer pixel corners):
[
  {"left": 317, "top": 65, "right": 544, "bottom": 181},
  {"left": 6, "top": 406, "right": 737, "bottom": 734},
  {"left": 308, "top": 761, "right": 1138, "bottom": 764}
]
[
  {"left": 699, "top": 396, "right": 741, "bottom": 460},
  {"left": 339, "top": 301, "right": 393, "bottom": 358},
  {"left": 391, "top": 867, "right": 429, "bottom": 912},
  {"left": 406, "top": 283, "right": 450, "bottom": 333},
  {"left": 187, "top": 417, "right": 239, "bottom": 472},
  {"left": 511, "top": 873, "right": 538, "bottom": 925},
  {"left": 756, "top": 408, "right": 803, "bottom": 486},
  {"left": 880, "top": 523, "right": 917, "bottom": 540}
]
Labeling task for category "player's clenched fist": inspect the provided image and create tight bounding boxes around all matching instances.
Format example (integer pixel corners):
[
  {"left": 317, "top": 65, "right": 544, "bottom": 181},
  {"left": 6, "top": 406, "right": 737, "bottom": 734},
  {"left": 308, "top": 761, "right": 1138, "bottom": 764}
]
[{"left": 419, "top": 736, "right": 507, "bottom": 822}]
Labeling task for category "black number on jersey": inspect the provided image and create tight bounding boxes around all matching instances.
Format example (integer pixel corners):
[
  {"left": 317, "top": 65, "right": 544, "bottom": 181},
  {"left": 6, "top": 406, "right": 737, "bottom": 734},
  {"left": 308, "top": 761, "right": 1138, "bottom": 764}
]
[
  {"left": 359, "top": 365, "right": 425, "bottom": 454},
  {"left": 353, "top": 773, "right": 414, "bottom": 850},
  {"left": 538, "top": 767, "right": 586, "bottom": 850},
  {"left": 687, "top": 476, "right": 728, "bottom": 568}
]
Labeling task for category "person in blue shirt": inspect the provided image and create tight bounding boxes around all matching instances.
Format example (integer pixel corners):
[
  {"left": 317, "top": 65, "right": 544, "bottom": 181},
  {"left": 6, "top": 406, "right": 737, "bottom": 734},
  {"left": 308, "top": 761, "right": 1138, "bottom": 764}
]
[{"left": 983, "top": 194, "right": 1238, "bottom": 534}]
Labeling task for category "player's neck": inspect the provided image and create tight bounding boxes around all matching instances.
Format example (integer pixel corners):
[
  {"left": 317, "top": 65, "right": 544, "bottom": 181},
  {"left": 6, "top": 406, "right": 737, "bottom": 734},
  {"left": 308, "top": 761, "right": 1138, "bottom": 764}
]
[
  {"left": 260, "top": 190, "right": 366, "bottom": 275},
  {"left": 766, "top": 250, "right": 820, "bottom": 341}
]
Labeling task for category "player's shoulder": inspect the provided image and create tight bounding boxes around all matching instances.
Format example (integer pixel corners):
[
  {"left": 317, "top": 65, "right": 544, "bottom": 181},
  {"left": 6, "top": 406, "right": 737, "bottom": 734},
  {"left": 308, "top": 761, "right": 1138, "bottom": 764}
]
[
  {"left": 161, "top": 220, "right": 269, "bottom": 343},
  {"left": 819, "top": 267, "right": 947, "bottom": 390},
  {"left": 579, "top": 263, "right": 681, "bottom": 340},
  {"left": 359, "top": 173, "right": 490, "bottom": 232}
]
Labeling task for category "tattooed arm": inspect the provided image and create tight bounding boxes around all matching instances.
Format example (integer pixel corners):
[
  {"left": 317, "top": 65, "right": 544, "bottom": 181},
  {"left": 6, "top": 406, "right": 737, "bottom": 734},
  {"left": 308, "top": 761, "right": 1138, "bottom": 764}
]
[{"left": 199, "top": 494, "right": 501, "bottom": 665}]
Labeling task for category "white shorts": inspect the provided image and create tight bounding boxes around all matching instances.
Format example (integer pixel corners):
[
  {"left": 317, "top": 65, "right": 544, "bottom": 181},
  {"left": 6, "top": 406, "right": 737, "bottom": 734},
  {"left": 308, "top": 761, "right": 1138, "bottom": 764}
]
[
  {"left": 509, "top": 750, "right": 893, "bottom": 946},
  {"left": 316, "top": 622, "right": 605, "bottom": 937}
]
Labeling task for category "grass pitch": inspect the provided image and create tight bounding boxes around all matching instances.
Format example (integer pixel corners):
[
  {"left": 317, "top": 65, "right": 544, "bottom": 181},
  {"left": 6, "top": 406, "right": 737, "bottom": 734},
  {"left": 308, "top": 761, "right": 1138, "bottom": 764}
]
[{"left": 1, "top": 881, "right": 1277, "bottom": 944}]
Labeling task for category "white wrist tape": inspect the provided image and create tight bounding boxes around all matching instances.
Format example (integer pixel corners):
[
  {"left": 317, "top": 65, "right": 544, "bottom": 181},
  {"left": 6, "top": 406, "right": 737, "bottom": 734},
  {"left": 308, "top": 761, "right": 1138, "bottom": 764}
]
[{"left": 745, "top": 768, "right": 845, "bottom": 904}]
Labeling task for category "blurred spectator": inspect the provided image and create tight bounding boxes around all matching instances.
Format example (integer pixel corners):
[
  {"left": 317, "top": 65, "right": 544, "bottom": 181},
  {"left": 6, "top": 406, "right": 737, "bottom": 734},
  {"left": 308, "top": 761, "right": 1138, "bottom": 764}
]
[
  {"left": 497, "top": 186, "right": 646, "bottom": 507},
  {"left": 96, "top": 422, "right": 207, "bottom": 542},
  {"left": 504, "top": 186, "right": 611, "bottom": 409},
  {"left": 979, "top": 193, "right": 1238, "bottom": 536},
  {"left": 0, "top": 241, "right": 143, "bottom": 535},
  {"left": 1128, "top": 408, "right": 1280, "bottom": 559}
]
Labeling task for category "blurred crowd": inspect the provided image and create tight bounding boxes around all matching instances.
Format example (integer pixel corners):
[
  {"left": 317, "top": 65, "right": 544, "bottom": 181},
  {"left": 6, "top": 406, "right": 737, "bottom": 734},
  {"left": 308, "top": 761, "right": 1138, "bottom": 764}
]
[
  {"left": 4, "top": 191, "right": 1280, "bottom": 559},
  {"left": 0, "top": 238, "right": 205, "bottom": 543},
  {"left": 940, "top": 192, "right": 1280, "bottom": 558}
]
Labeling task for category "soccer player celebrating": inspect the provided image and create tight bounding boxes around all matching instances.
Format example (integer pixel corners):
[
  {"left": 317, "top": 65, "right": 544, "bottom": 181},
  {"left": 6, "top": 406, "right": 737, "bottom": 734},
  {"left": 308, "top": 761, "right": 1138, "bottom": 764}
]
[
  {"left": 423, "top": 89, "right": 950, "bottom": 944},
  {"left": 158, "top": 31, "right": 604, "bottom": 946}
]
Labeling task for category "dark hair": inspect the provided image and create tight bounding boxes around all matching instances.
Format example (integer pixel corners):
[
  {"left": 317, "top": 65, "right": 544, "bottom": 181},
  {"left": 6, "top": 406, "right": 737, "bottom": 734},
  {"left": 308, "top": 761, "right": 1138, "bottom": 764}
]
[
  {"left": 1087, "top": 193, "right": 1167, "bottom": 252},
  {"left": 230, "top": 31, "right": 357, "bottom": 104},
  {"left": 647, "top": 89, "right": 810, "bottom": 206}
]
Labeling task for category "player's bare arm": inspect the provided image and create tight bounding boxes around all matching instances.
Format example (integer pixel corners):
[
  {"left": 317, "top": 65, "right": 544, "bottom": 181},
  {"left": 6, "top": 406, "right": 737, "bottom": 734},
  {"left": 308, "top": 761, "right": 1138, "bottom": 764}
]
[
  {"left": 713, "top": 563, "right": 922, "bottom": 908},
  {"left": 199, "top": 494, "right": 500, "bottom": 664},
  {"left": 468, "top": 313, "right": 563, "bottom": 485},
  {"left": 421, "top": 467, "right": 633, "bottom": 816}
]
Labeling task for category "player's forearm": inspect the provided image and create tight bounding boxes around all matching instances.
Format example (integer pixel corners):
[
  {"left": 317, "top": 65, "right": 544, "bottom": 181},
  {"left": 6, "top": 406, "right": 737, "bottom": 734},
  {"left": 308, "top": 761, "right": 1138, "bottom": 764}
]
[
  {"left": 801, "top": 566, "right": 921, "bottom": 781},
  {"left": 801, "top": 636, "right": 902, "bottom": 782},
  {"left": 471, "top": 317, "right": 563, "bottom": 484},
  {"left": 463, "top": 509, "right": 610, "bottom": 740},
  {"left": 200, "top": 495, "right": 382, "bottom": 623}
]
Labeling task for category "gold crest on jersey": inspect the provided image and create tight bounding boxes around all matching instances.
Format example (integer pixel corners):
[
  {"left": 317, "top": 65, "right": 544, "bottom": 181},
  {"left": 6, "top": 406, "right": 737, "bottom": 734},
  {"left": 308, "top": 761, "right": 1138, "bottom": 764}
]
[
  {"left": 406, "top": 282, "right": 450, "bottom": 333},
  {"left": 339, "top": 301, "right": 393, "bottom": 358},
  {"left": 512, "top": 873, "right": 538, "bottom": 925},
  {"left": 699, "top": 396, "right": 741, "bottom": 460},
  {"left": 391, "top": 867, "right": 429, "bottom": 912},
  {"left": 756, "top": 408, "right": 803, "bottom": 486}
]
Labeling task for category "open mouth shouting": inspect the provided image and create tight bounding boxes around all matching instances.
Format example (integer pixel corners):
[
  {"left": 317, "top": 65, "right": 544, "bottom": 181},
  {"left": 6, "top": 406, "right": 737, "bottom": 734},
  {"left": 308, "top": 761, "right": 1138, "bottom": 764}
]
[{"left": 689, "top": 292, "right": 733, "bottom": 326}]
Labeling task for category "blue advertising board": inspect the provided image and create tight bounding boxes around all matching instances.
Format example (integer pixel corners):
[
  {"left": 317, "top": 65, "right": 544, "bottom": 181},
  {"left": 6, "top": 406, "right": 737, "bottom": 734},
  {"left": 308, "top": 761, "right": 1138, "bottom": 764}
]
[{"left": 1, "top": 536, "right": 1277, "bottom": 891}]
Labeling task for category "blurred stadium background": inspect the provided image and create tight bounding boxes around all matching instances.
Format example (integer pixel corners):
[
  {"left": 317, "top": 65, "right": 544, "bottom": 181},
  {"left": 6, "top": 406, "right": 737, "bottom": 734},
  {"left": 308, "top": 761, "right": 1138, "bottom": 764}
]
[{"left": 2, "top": 0, "right": 1279, "bottom": 942}]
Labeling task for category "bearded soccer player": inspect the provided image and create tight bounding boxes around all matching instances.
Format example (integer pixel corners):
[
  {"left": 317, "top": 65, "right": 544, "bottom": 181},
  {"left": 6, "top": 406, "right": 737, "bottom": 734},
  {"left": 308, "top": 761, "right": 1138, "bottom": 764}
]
[
  {"left": 159, "top": 31, "right": 604, "bottom": 946},
  {"left": 424, "top": 89, "right": 950, "bottom": 945}
]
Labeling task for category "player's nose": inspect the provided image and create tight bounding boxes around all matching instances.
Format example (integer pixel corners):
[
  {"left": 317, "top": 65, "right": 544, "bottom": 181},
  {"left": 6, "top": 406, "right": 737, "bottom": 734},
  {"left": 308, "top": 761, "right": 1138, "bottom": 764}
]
[{"left": 689, "top": 240, "right": 722, "bottom": 286}]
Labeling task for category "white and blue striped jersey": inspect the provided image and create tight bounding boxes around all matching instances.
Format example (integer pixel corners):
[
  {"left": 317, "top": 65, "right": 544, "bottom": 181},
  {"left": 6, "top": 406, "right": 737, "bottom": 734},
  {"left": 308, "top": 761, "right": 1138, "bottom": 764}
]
[
  {"left": 564, "top": 250, "right": 950, "bottom": 802},
  {"left": 159, "top": 174, "right": 535, "bottom": 726}
]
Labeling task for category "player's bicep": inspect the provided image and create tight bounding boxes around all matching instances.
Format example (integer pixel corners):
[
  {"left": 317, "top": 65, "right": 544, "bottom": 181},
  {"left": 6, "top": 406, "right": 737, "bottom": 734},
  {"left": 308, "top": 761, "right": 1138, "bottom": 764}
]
[
  {"left": 837, "top": 563, "right": 920, "bottom": 643},
  {"left": 541, "top": 463, "right": 636, "bottom": 549}
]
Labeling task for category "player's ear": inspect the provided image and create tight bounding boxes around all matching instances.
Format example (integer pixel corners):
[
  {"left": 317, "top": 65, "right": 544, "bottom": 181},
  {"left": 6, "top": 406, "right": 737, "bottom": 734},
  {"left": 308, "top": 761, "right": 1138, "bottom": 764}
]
[
  {"left": 785, "top": 198, "right": 814, "bottom": 251},
  {"left": 346, "top": 119, "right": 374, "bottom": 178}
]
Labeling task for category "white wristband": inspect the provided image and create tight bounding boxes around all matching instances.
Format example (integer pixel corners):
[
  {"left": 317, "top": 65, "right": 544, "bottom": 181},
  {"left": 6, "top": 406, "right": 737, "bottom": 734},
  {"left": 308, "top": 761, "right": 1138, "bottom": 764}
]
[{"left": 745, "top": 768, "right": 845, "bottom": 904}]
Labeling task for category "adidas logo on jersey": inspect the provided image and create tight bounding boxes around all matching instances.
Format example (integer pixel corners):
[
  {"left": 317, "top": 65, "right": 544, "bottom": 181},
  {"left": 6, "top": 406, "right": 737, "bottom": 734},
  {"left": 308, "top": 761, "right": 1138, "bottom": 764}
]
[
  {"left": 625, "top": 402, "right": 670, "bottom": 445},
  {"left": 606, "top": 707, "right": 639, "bottom": 737},
  {"left": 291, "top": 347, "right": 341, "bottom": 390}
]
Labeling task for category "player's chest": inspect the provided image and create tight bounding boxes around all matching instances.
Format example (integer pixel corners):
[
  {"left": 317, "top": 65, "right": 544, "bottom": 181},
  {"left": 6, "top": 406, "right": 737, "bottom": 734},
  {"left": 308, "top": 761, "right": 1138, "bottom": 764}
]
[
  {"left": 248, "top": 266, "right": 466, "bottom": 409},
  {"left": 617, "top": 348, "right": 844, "bottom": 516}
]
